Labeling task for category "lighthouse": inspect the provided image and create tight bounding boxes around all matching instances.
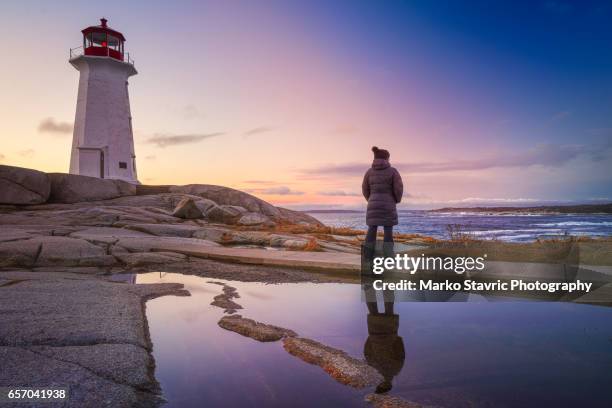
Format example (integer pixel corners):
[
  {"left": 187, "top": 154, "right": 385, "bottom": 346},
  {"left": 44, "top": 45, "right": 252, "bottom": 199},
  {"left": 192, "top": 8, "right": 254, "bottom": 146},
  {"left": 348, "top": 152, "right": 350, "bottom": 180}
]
[{"left": 69, "top": 18, "right": 138, "bottom": 183}]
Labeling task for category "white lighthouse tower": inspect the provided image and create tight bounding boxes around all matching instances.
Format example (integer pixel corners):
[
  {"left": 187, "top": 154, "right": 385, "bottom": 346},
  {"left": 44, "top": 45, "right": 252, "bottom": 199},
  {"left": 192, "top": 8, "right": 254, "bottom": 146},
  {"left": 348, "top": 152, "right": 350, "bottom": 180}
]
[{"left": 69, "top": 18, "right": 138, "bottom": 183}]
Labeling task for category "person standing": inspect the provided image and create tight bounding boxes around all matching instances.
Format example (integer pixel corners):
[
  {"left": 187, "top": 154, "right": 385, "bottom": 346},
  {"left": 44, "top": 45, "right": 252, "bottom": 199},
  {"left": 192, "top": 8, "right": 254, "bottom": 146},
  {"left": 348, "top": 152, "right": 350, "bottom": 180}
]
[{"left": 362, "top": 146, "right": 403, "bottom": 244}]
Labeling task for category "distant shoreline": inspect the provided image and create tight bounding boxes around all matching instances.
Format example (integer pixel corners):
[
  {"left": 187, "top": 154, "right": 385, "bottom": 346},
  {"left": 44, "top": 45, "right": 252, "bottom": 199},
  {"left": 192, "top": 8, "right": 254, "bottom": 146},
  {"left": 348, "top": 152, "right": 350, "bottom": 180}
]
[
  {"left": 429, "top": 203, "right": 612, "bottom": 214},
  {"left": 304, "top": 209, "right": 363, "bottom": 214},
  {"left": 304, "top": 203, "right": 612, "bottom": 215}
]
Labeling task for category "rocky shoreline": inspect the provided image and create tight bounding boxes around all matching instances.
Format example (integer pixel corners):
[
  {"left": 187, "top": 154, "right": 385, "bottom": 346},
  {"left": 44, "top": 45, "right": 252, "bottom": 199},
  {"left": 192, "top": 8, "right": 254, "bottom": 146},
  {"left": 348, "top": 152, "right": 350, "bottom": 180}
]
[
  {"left": 0, "top": 270, "right": 188, "bottom": 407},
  {"left": 0, "top": 165, "right": 363, "bottom": 407},
  {"left": 0, "top": 165, "right": 372, "bottom": 272},
  {"left": 0, "top": 165, "right": 431, "bottom": 407},
  {"left": 3, "top": 165, "right": 610, "bottom": 407},
  {"left": 430, "top": 203, "right": 612, "bottom": 214},
  {"left": 0, "top": 260, "right": 356, "bottom": 407}
]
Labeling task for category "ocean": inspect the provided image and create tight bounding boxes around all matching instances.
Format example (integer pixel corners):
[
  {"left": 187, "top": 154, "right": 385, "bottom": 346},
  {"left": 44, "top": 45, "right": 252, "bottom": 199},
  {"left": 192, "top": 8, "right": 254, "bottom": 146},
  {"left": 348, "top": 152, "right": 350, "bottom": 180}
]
[{"left": 307, "top": 210, "right": 612, "bottom": 242}]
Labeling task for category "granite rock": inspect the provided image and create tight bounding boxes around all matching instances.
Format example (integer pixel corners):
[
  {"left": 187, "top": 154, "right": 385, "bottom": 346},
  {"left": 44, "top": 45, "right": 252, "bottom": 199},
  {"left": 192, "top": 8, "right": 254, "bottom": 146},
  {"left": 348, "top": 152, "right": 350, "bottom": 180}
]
[
  {"left": 172, "top": 197, "right": 204, "bottom": 219},
  {"left": 0, "top": 165, "right": 51, "bottom": 205},
  {"left": 48, "top": 173, "right": 135, "bottom": 204},
  {"left": 218, "top": 315, "right": 297, "bottom": 341}
]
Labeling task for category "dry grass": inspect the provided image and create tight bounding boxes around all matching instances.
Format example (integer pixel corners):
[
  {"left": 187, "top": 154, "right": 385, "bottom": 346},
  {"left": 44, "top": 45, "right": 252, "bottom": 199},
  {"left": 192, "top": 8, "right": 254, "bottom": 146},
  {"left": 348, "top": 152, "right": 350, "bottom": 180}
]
[
  {"left": 228, "top": 220, "right": 611, "bottom": 263},
  {"left": 391, "top": 232, "right": 439, "bottom": 244},
  {"left": 303, "top": 238, "right": 323, "bottom": 252},
  {"left": 273, "top": 224, "right": 364, "bottom": 236},
  {"left": 240, "top": 222, "right": 441, "bottom": 247},
  {"left": 406, "top": 236, "right": 612, "bottom": 266}
]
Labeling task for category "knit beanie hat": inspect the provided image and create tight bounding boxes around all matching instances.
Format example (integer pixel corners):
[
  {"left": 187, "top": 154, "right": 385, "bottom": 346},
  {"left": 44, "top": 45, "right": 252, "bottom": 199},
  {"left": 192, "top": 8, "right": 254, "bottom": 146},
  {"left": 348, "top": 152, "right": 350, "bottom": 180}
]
[{"left": 372, "top": 146, "right": 390, "bottom": 160}]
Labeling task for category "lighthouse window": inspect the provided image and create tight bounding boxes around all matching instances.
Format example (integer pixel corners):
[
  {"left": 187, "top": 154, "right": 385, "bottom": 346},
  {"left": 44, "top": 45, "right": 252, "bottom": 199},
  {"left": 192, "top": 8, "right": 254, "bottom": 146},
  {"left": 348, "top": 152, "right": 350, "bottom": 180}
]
[
  {"left": 119, "top": 161, "right": 127, "bottom": 169},
  {"left": 91, "top": 32, "right": 107, "bottom": 47},
  {"left": 108, "top": 35, "right": 120, "bottom": 51}
]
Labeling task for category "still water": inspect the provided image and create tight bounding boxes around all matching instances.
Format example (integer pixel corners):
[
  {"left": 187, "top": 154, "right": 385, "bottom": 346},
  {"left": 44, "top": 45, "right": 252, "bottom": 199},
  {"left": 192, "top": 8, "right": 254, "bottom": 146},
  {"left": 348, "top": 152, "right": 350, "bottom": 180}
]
[{"left": 137, "top": 272, "right": 612, "bottom": 408}]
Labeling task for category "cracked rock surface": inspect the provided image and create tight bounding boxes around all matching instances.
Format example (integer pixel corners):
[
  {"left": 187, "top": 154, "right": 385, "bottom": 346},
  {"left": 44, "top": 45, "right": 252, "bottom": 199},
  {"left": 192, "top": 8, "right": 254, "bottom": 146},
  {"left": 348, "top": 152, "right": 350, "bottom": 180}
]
[
  {"left": 283, "top": 337, "right": 383, "bottom": 388},
  {"left": 208, "top": 281, "right": 243, "bottom": 313},
  {"left": 0, "top": 168, "right": 363, "bottom": 273},
  {"left": 0, "top": 165, "right": 50, "bottom": 205},
  {"left": 0, "top": 272, "right": 188, "bottom": 407},
  {"left": 218, "top": 315, "right": 297, "bottom": 342}
]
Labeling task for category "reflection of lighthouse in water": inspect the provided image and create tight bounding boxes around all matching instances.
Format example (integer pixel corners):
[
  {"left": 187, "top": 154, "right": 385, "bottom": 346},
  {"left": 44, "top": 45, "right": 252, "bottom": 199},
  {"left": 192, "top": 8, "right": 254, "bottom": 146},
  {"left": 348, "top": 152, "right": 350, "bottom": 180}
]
[{"left": 69, "top": 18, "right": 139, "bottom": 183}]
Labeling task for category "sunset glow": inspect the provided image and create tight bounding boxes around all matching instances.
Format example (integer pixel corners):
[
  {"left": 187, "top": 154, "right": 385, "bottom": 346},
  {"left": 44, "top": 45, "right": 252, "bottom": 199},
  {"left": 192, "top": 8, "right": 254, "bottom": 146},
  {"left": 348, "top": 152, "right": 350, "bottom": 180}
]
[{"left": 1, "top": 1, "right": 610, "bottom": 209}]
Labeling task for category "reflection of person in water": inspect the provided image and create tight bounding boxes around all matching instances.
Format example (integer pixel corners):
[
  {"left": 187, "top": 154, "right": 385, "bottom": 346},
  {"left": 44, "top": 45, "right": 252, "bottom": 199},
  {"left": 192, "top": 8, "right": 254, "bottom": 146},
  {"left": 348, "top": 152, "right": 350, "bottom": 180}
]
[{"left": 364, "top": 303, "right": 406, "bottom": 394}]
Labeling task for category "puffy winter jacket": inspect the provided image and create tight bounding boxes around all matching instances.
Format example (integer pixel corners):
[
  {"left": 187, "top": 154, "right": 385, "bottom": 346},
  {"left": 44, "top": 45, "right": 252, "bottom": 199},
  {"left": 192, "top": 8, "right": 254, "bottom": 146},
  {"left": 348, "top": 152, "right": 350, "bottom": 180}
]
[{"left": 362, "top": 159, "right": 403, "bottom": 226}]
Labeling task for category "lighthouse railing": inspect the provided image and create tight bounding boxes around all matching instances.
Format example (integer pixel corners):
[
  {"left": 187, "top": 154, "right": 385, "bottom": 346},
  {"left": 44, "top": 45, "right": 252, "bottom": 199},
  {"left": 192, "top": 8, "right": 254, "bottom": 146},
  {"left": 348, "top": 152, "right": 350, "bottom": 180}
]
[
  {"left": 69, "top": 46, "right": 84, "bottom": 59},
  {"left": 69, "top": 45, "right": 135, "bottom": 67}
]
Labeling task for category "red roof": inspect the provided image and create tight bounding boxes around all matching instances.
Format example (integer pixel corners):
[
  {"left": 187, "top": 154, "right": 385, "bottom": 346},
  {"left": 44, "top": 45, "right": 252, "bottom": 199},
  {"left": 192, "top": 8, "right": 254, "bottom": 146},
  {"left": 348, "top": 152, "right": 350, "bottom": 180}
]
[{"left": 81, "top": 18, "right": 126, "bottom": 42}]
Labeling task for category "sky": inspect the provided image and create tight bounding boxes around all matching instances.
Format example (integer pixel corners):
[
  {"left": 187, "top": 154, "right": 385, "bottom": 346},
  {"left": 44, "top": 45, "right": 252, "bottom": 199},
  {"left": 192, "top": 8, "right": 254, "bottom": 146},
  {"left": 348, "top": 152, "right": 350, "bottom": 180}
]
[{"left": 0, "top": 0, "right": 611, "bottom": 209}]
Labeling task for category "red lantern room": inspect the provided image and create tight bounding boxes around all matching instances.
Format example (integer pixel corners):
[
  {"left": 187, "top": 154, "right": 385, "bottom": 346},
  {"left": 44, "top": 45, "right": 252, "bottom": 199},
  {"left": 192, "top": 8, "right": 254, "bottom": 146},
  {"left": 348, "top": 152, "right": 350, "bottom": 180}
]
[{"left": 81, "top": 18, "right": 126, "bottom": 61}]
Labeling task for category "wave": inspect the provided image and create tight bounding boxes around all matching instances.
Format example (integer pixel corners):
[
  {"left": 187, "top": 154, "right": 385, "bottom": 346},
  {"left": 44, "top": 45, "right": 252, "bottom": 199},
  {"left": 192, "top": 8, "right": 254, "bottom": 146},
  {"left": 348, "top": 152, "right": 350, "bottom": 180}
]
[
  {"left": 432, "top": 212, "right": 547, "bottom": 217},
  {"left": 495, "top": 234, "right": 541, "bottom": 241},
  {"left": 318, "top": 212, "right": 612, "bottom": 242},
  {"left": 469, "top": 229, "right": 563, "bottom": 236},
  {"left": 535, "top": 221, "right": 612, "bottom": 227}
]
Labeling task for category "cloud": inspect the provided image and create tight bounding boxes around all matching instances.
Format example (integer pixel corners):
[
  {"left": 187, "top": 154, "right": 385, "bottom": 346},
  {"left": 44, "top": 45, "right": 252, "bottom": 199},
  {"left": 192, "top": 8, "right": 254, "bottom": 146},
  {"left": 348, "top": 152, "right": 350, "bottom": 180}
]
[
  {"left": 587, "top": 128, "right": 612, "bottom": 136},
  {"left": 300, "top": 143, "right": 610, "bottom": 177},
  {"left": 551, "top": 110, "right": 572, "bottom": 122},
  {"left": 245, "top": 186, "right": 304, "bottom": 195},
  {"left": 38, "top": 118, "right": 72, "bottom": 134},
  {"left": 446, "top": 197, "right": 541, "bottom": 204},
  {"left": 243, "top": 180, "right": 277, "bottom": 184},
  {"left": 317, "top": 190, "right": 361, "bottom": 196},
  {"left": 180, "top": 105, "right": 205, "bottom": 120},
  {"left": 146, "top": 132, "right": 224, "bottom": 148},
  {"left": 144, "top": 155, "right": 156, "bottom": 160},
  {"left": 244, "top": 126, "right": 274, "bottom": 136},
  {"left": 0, "top": 153, "right": 5, "bottom": 161},
  {"left": 18, "top": 149, "right": 35, "bottom": 158}
]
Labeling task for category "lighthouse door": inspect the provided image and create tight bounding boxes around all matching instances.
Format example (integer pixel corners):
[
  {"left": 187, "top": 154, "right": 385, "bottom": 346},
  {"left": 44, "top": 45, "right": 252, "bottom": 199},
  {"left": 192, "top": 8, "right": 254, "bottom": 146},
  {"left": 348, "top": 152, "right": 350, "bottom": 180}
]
[{"left": 99, "top": 151, "right": 105, "bottom": 178}]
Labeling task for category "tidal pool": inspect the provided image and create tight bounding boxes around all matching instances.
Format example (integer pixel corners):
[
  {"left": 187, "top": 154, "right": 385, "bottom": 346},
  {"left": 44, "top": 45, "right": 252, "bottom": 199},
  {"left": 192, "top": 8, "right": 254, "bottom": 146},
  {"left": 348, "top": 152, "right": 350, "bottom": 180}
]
[{"left": 134, "top": 272, "right": 612, "bottom": 407}]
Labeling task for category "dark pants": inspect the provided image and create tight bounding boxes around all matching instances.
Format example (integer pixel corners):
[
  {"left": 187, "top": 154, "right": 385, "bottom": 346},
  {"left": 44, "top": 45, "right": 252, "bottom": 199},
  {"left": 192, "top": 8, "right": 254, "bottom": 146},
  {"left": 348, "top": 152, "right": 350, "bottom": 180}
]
[
  {"left": 364, "top": 225, "right": 394, "bottom": 315},
  {"left": 365, "top": 225, "right": 394, "bottom": 243}
]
